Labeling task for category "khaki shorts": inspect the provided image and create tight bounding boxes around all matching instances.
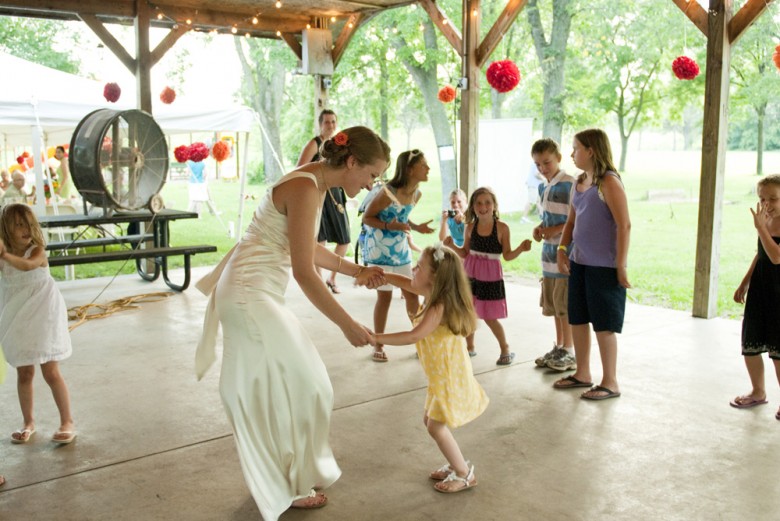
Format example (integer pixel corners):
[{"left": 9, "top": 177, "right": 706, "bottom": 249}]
[
  {"left": 540, "top": 277, "right": 568, "bottom": 317},
  {"left": 368, "top": 263, "right": 413, "bottom": 292}
]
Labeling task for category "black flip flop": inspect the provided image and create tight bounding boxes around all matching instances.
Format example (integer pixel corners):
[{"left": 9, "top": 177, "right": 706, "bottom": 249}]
[
  {"left": 581, "top": 385, "right": 621, "bottom": 400},
  {"left": 553, "top": 375, "right": 593, "bottom": 389}
]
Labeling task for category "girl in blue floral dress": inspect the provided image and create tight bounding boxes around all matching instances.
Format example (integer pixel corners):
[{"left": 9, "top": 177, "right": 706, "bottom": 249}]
[{"left": 362, "top": 149, "right": 434, "bottom": 362}]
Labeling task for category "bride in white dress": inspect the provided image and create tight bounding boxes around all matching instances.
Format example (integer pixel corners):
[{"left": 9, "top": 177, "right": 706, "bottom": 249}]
[{"left": 196, "top": 126, "right": 389, "bottom": 520}]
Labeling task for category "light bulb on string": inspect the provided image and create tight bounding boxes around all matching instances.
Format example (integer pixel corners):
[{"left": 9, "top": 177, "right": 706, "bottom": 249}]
[
  {"left": 275, "top": 1, "right": 282, "bottom": 8},
  {"left": 252, "top": 17, "right": 258, "bottom": 24},
  {"left": 186, "top": 18, "right": 192, "bottom": 25},
  {"left": 231, "top": 25, "right": 238, "bottom": 34}
]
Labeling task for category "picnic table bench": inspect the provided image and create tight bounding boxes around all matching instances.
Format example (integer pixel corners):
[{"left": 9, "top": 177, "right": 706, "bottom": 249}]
[{"left": 39, "top": 209, "right": 217, "bottom": 291}]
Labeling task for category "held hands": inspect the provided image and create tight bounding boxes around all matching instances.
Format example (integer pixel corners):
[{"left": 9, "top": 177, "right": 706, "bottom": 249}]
[
  {"left": 355, "top": 266, "right": 386, "bottom": 289},
  {"left": 341, "top": 320, "right": 374, "bottom": 348}
]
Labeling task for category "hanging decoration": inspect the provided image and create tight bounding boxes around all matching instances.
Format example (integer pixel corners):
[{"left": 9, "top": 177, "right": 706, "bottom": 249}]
[
  {"left": 160, "top": 86, "right": 177, "bottom": 104},
  {"left": 103, "top": 82, "right": 122, "bottom": 103},
  {"left": 773, "top": 44, "right": 780, "bottom": 71},
  {"left": 672, "top": 56, "right": 700, "bottom": 80},
  {"left": 174, "top": 145, "right": 191, "bottom": 163},
  {"left": 438, "top": 85, "right": 457, "bottom": 103},
  {"left": 188, "top": 142, "right": 210, "bottom": 163},
  {"left": 486, "top": 60, "right": 521, "bottom": 93},
  {"left": 211, "top": 141, "right": 231, "bottom": 162}
]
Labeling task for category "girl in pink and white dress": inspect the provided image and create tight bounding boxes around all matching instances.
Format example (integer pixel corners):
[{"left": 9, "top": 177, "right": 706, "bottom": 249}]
[
  {"left": 0, "top": 203, "right": 75, "bottom": 445},
  {"left": 445, "top": 187, "right": 532, "bottom": 365}
]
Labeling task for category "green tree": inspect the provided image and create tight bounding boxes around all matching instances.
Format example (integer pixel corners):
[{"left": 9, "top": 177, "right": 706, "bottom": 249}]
[
  {"left": 0, "top": 17, "right": 82, "bottom": 72},
  {"left": 729, "top": 13, "right": 780, "bottom": 175}
]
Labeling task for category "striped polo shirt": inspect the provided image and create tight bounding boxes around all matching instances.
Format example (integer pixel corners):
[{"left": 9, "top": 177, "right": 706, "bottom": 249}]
[{"left": 539, "top": 170, "right": 575, "bottom": 278}]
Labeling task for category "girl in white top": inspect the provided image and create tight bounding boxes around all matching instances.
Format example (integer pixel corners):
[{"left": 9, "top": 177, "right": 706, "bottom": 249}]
[{"left": 0, "top": 203, "right": 75, "bottom": 444}]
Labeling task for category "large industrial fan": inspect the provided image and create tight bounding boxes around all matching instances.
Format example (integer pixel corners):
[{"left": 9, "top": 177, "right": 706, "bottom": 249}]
[{"left": 69, "top": 109, "right": 168, "bottom": 213}]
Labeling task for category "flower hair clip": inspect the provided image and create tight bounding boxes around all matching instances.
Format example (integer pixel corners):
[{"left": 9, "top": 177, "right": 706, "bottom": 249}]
[
  {"left": 432, "top": 242, "right": 445, "bottom": 263},
  {"left": 333, "top": 132, "right": 349, "bottom": 146}
]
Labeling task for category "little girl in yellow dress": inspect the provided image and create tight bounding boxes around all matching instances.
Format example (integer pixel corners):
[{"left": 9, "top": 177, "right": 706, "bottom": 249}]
[{"left": 372, "top": 243, "right": 488, "bottom": 493}]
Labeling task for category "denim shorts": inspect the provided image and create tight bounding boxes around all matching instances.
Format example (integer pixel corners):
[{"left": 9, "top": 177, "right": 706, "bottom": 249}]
[{"left": 567, "top": 260, "right": 626, "bottom": 333}]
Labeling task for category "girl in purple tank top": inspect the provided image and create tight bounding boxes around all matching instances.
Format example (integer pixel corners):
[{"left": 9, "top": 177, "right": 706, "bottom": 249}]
[
  {"left": 553, "top": 129, "right": 631, "bottom": 401},
  {"left": 445, "top": 187, "right": 532, "bottom": 366}
]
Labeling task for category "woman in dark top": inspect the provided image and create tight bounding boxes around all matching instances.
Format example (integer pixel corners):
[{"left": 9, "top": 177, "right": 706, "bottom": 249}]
[{"left": 297, "top": 109, "right": 351, "bottom": 293}]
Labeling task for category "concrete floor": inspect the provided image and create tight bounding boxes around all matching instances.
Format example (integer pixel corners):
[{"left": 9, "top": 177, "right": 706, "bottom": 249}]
[{"left": 0, "top": 266, "right": 778, "bottom": 521}]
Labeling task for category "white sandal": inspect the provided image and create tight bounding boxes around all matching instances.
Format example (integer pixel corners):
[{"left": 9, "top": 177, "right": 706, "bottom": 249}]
[
  {"left": 433, "top": 464, "right": 477, "bottom": 493},
  {"left": 429, "top": 460, "right": 471, "bottom": 481}
]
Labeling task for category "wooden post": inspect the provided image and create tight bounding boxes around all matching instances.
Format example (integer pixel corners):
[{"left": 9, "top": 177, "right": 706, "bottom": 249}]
[
  {"left": 459, "top": 0, "right": 480, "bottom": 194},
  {"left": 134, "top": 0, "right": 152, "bottom": 113},
  {"left": 693, "top": 0, "right": 732, "bottom": 318},
  {"left": 313, "top": 75, "right": 329, "bottom": 134}
]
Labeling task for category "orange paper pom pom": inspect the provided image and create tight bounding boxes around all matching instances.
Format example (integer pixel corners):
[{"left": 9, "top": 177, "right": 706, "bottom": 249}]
[
  {"left": 773, "top": 44, "right": 780, "bottom": 71},
  {"left": 438, "top": 85, "right": 457, "bottom": 103},
  {"left": 212, "top": 141, "right": 231, "bottom": 162}
]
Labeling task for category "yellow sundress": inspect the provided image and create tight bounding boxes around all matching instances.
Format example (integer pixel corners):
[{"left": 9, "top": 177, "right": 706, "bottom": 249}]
[{"left": 414, "top": 318, "right": 489, "bottom": 428}]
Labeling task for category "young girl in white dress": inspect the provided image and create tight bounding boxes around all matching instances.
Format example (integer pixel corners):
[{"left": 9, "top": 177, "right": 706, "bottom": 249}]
[{"left": 0, "top": 203, "right": 75, "bottom": 444}]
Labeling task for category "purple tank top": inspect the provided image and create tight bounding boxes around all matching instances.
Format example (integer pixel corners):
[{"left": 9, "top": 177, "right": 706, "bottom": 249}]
[{"left": 570, "top": 172, "right": 619, "bottom": 268}]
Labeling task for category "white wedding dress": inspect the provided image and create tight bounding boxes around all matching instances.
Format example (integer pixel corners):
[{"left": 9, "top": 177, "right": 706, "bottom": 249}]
[{"left": 196, "top": 171, "right": 340, "bottom": 521}]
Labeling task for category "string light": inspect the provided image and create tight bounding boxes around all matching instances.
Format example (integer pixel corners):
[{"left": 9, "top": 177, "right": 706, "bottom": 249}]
[
  {"left": 157, "top": 13, "right": 163, "bottom": 20},
  {"left": 306, "top": 23, "right": 311, "bottom": 29},
  {"left": 442, "top": 19, "right": 448, "bottom": 25},
  {"left": 245, "top": 32, "right": 250, "bottom": 38},
  {"left": 185, "top": 18, "right": 192, "bottom": 25},
  {"left": 472, "top": 8, "right": 478, "bottom": 16},
  {"left": 276, "top": 30, "right": 282, "bottom": 36},
  {"left": 252, "top": 16, "right": 258, "bottom": 24},
  {"left": 348, "top": 21, "right": 354, "bottom": 28},
  {"left": 331, "top": 16, "right": 336, "bottom": 22},
  {"left": 275, "top": 0, "right": 282, "bottom": 8},
  {"left": 231, "top": 25, "right": 237, "bottom": 34}
]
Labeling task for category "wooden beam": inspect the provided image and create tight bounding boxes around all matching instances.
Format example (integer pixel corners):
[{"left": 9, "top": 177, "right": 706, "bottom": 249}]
[
  {"left": 459, "top": 0, "right": 480, "bottom": 195},
  {"left": 79, "top": 13, "right": 136, "bottom": 72},
  {"left": 670, "top": 0, "right": 709, "bottom": 38},
  {"left": 134, "top": 0, "right": 152, "bottom": 113},
  {"left": 150, "top": 23, "right": 189, "bottom": 67},
  {"left": 729, "top": 0, "right": 773, "bottom": 44},
  {"left": 157, "top": 5, "right": 309, "bottom": 34},
  {"left": 693, "top": 0, "right": 732, "bottom": 318},
  {"left": 0, "top": 0, "right": 134, "bottom": 17},
  {"left": 281, "top": 33, "right": 303, "bottom": 61},
  {"left": 419, "top": 0, "right": 463, "bottom": 53},
  {"left": 333, "top": 13, "right": 364, "bottom": 68},
  {"left": 476, "top": 0, "right": 527, "bottom": 68}
]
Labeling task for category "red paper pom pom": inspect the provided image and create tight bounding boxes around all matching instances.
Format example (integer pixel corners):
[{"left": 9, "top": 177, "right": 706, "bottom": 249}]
[
  {"left": 103, "top": 82, "right": 121, "bottom": 103},
  {"left": 188, "top": 142, "right": 209, "bottom": 163},
  {"left": 174, "top": 145, "right": 191, "bottom": 163},
  {"left": 672, "top": 56, "right": 700, "bottom": 80},
  {"left": 16, "top": 155, "right": 24, "bottom": 165},
  {"left": 211, "top": 141, "right": 231, "bottom": 162},
  {"left": 486, "top": 60, "right": 521, "bottom": 93},
  {"left": 773, "top": 44, "right": 780, "bottom": 71},
  {"left": 438, "top": 85, "right": 457, "bottom": 103},
  {"left": 160, "top": 86, "right": 176, "bottom": 104}
]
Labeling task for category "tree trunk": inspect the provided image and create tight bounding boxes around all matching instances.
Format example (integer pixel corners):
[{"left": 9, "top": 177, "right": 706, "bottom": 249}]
[
  {"left": 234, "top": 39, "right": 285, "bottom": 183},
  {"left": 528, "top": 0, "right": 572, "bottom": 144},
  {"left": 491, "top": 90, "right": 504, "bottom": 119},
  {"left": 379, "top": 55, "right": 389, "bottom": 142},
  {"left": 393, "top": 21, "right": 457, "bottom": 205},
  {"left": 756, "top": 103, "right": 766, "bottom": 175}
]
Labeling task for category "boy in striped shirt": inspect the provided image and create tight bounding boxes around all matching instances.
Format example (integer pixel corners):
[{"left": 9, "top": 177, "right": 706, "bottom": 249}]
[{"left": 530, "top": 139, "right": 577, "bottom": 371}]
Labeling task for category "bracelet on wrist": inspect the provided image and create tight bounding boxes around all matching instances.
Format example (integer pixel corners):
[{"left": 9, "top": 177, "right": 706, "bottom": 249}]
[
  {"left": 557, "top": 244, "right": 568, "bottom": 251},
  {"left": 383, "top": 222, "right": 388, "bottom": 230},
  {"left": 354, "top": 266, "right": 365, "bottom": 278}
]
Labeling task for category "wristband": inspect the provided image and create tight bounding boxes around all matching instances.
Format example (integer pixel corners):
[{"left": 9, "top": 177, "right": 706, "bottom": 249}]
[
  {"left": 557, "top": 244, "right": 568, "bottom": 251},
  {"left": 384, "top": 222, "right": 388, "bottom": 230}
]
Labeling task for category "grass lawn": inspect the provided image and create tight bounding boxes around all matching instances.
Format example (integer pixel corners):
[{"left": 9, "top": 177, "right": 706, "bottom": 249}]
[{"left": 50, "top": 148, "right": 780, "bottom": 319}]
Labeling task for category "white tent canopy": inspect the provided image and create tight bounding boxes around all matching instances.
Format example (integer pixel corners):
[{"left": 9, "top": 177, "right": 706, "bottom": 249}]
[{"left": 0, "top": 51, "right": 255, "bottom": 148}]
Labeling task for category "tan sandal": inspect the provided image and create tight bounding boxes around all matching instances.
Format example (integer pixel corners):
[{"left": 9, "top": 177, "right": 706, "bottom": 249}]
[
  {"left": 291, "top": 490, "right": 328, "bottom": 509},
  {"left": 433, "top": 464, "right": 477, "bottom": 493}
]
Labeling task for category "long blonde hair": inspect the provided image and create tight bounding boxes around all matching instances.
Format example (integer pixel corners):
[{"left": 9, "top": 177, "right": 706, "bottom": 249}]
[
  {"left": 574, "top": 128, "right": 620, "bottom": 188},
  {"left": 0, "top": 203, "right": 46, "bottom": 250},
  {"left": 417, "top": 245, "right": 477, "bottom": 337}
]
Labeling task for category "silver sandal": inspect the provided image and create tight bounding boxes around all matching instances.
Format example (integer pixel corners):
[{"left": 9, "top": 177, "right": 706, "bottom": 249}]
[{"left": 429, "top": 459, "right": 471, "bottom": 481}]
